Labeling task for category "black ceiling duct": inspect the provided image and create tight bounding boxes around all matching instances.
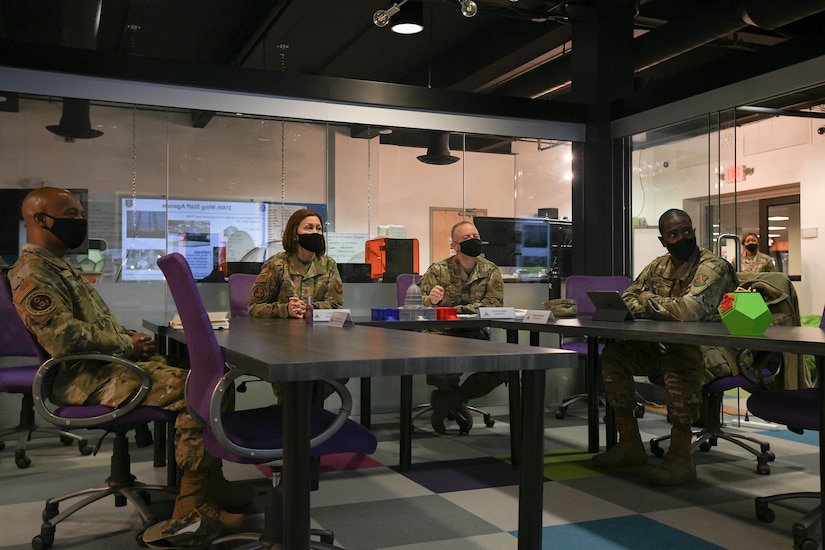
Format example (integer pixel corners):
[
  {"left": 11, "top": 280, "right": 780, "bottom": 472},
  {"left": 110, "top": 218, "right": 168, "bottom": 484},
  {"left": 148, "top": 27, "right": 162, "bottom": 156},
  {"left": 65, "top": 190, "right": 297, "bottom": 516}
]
[
  {"left": 46, "top": 98, "right": 104, "bottom": 142},
  {"left": 417, "top": 131, "right": 459, "bottom": 165}
]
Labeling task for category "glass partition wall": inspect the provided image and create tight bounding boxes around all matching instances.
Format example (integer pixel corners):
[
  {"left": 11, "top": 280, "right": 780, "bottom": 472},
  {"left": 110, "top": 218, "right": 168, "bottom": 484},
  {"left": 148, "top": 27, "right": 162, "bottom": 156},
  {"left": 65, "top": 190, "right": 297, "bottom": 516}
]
[
  {"left": 0, "top": 92, "right": 576, "bottom": 327},
  {"left": 628, "top": 106, "right": 819, "bottom": 317}
]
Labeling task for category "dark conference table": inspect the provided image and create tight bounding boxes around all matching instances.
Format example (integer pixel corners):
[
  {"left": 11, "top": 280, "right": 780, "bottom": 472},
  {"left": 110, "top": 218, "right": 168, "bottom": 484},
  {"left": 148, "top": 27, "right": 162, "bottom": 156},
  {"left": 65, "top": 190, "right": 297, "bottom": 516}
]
[
  {"left": 148, "top": 317, "right": 577, "bottom": 550},
  {"left": 491, "top": 316, "right": 825, "bottom": 546}
]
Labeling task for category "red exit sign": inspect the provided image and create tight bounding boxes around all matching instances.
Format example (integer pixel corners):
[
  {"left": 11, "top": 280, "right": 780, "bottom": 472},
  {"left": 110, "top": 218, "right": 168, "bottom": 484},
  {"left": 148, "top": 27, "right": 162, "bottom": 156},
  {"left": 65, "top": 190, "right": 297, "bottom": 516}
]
[{"left": 726, "top": 165, "right": 746, "bottom": 182}]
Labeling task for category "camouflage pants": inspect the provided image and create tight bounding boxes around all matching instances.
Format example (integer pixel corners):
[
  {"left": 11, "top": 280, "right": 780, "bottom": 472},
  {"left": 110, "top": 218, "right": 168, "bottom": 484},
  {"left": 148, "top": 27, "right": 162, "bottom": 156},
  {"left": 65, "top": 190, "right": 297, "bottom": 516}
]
[
  {"left": 70, "top": 356, "right": 206, "bottom": 474},
  {"left": 601, "top": 341, "right": 704, "bottom": 427}
]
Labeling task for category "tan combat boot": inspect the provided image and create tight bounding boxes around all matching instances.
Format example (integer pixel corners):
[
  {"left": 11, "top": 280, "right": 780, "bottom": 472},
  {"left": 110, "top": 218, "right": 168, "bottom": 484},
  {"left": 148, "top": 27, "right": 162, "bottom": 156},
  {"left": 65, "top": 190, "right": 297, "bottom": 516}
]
[
  {"left": 649, "top": 425, "right": 697, "bottom": 486},
  {"left": 202, "top": 458, "right": 257, "bottom": 510},
  {"left": 591, "top": 415, "right": 648, "bottom": 468},
  {"left": 173, "top": 471, "right": 245, "bottom": 531}
]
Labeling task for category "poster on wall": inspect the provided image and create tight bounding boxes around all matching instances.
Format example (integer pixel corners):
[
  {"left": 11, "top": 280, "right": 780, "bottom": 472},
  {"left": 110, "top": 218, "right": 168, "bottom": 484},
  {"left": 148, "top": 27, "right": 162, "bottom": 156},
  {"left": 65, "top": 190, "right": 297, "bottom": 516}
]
[{"left": 119, "top": 197, "right": 325, "bottom": 281}]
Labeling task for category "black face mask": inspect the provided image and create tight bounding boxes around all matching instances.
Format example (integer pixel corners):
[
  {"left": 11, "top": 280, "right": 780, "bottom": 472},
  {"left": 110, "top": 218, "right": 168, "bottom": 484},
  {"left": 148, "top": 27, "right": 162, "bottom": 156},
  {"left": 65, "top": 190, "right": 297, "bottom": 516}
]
[
  {"left": 665, "top": 237, "right": 697, "bottom": 262},
  {"left": 42, "top": 214, "right": 87, "bottom": 249},
  {"left": 744, "top": 243, "right": 758, "bottom": 254},
  {"left": 297, "top": 232, "right": 325, "bottom": 253},
  {"left": 458, "top": 238, "right": 483, "bottom": 258}
]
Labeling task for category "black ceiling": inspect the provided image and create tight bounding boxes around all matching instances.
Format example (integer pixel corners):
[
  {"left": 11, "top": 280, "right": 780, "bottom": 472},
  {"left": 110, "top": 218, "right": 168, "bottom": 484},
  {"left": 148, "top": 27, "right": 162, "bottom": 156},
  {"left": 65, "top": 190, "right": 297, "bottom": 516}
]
[{"left": 3, "top": 0, "right": 825, "bottom": 124}]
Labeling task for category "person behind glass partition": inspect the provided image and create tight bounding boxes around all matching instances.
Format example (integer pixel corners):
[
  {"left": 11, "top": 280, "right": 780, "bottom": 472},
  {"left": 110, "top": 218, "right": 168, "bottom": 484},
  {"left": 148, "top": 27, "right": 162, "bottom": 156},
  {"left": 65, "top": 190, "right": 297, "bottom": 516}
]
[{"left": 739, "top": 232, "right": 775, "bottom": 272}]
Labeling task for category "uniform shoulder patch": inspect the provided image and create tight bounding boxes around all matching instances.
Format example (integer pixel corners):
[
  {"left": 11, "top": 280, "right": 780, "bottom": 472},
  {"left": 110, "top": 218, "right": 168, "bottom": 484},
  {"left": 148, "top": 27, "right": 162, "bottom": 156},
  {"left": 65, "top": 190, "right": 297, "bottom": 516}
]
[
  {"left": 251, "top": 284, "right": 267, "bottom": 302},
  {"left": 25, "top": 292, "right": 57, "bottom": 316},
  {"left": 692, "top": 273, "right": 709, "bottom": 288},
  {"left": 492, "top": 278, "right": 503, "bottom": 291}
]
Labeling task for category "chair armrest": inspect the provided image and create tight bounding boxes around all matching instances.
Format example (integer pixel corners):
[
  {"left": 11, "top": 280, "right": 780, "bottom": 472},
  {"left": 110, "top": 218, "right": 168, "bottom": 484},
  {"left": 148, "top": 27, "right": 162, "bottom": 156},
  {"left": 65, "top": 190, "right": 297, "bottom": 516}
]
[
  {"left": 737, "top": 349, "right": 783, "bottom": 388},
  {"left": 32, "top": 354, "right": 151, "bottom": 429},
  {"left": 208, "top": 370, "right": 353, "bottom": 461}
]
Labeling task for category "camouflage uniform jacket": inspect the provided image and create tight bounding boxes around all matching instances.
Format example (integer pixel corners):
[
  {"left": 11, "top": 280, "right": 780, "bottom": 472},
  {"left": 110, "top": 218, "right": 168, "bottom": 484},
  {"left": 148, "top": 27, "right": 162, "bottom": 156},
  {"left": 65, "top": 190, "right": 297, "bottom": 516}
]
[
  {"left": 739, "top": 250, "right": 774, "bottom": 273},
  {"left": 419, "top": 255, "right": 504, "bottom": 339},
  {"left": 248, "top": 251, "right": 343, "bottom": 318},
  {"left": 624, "top": 246, "right": 740, "bottom": 381},
  {"left": 9, "top": 244, "right": 135, "bottom": 403}
]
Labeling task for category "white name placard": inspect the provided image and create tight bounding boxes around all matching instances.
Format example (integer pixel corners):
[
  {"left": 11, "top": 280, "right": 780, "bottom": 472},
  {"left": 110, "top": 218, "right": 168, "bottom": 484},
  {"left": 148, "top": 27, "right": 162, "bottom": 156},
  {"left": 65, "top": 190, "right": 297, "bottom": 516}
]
[
  {"left": 327, "top": 310, "right": 355, "bottom": 327},
  {"left": 478, "top": 307, "right": 516, "bottom": 319},
  {"left": 523, "top": 310, "right": 556, "bottom": 324},
  {"left": 313, "top": 308, "right": 351, "bottom": 322}
]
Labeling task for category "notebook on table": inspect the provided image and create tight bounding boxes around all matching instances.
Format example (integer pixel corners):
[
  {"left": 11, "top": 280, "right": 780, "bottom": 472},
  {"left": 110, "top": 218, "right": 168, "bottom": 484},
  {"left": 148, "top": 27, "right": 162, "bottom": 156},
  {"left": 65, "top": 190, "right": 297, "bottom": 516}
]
[{"left": 586, "top": 290, "right": 635, "bottom": 322}]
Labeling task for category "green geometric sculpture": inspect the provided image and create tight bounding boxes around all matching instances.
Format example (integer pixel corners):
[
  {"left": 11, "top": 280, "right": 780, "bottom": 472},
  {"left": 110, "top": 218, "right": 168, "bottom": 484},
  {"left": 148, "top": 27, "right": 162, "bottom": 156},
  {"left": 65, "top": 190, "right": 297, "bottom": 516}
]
[
  {"left": 718, "top": 290, "right": 773, "bottom": 336},
  {"left": 78, "top": 248, "right": 105, "bottom": 274}
]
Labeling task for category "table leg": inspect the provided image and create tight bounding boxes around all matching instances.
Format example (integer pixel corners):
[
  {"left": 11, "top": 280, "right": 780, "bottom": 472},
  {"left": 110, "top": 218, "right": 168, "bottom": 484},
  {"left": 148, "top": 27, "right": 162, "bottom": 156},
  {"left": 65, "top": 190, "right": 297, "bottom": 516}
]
[
  {"left": 282, "top": 381, "right": 313, "bottom": 550},
  {"left": 587, "top": 337, "right": 600, "bottom": 452},
  {"left": 518, "top": 369, "right": 546, "bottom": 550},
  {"left": 360, "top": 377, "right": 371, "bottom": 429},
  {"left": 505, "top": 329, "right": 523, "bottom": 467},
  {"left": 400, "top": 375, "right": 413, "bottom": 471},
  {"left": 508, "top": 371, "right": 521, "bottom": 466}
]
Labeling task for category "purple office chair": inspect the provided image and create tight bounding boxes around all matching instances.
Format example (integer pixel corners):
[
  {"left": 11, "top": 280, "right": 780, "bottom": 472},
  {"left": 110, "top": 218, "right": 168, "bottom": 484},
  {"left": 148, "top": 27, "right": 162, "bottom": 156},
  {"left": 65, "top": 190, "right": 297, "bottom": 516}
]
[
  {"left": 228, "top": 273, "right": 257, "bottom": 319},
  {"left": 9, "top": 289, "right": 178, "bottom": 548},
  {"left": 0, "top": 274, "right": 91, "bottom": 469},
  {"left": 158, "top": 252, "right": 377, "bottom": 548},
  {"left": 649, "top": 272, "right": 803, "bottom": 475},
  {"left": 748, "top": 388, "right": 819, "bottom": 548},
  {"left": 554, "top": 275, "right": 633, "bottom": 419}
]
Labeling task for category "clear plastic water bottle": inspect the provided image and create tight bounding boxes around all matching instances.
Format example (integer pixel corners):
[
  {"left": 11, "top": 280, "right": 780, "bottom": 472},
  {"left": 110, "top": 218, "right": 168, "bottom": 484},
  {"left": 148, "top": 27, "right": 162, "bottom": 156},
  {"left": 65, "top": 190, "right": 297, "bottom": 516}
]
[
  {"left": 304, "top": 296, "right": 314, "bottom": 325},
  {"left": 548, "top": 258, "right": 561, "bottom": 300}
]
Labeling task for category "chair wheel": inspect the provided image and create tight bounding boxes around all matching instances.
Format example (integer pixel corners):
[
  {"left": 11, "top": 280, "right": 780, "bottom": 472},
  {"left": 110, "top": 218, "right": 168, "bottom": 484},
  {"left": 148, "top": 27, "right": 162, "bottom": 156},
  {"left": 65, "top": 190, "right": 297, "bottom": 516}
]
[
  {"left": 699, "top": 441, "right": 712, "bottom": 452},
  {"left": 797, "top": 538, "right": 818, "bottom": 550},
  {"left": 555, "top": 406, "right": 567, "bottom": 419},
  {"left": 755, "top": 502, "right": 775, "bottom": 523},
  {"left": 756, "top": 457, "right": 771, "bottom": 475},
  {"left": 0, "top": 440, "right": 5, "bottom": 451},
  {"left": 483, "top": 414, "right": 495, "bottom": 427},
  {"left": 16, "top": 455, "right": 32, "bottom": 469},
  {"left": 650, "top": 440, "right": 664, "bottom": 458},
  {"left": 634, "top": 405, "right": 645, "bottom": 418},
  {"left": 59, "top": 434, "right": 74, "bottom": 446},
  {"left": 764, "top": 450, "right": 776, "bottom": 462},
  {"left": 32, "top": 534, "right": 54, "bottom": 550},
  {"left": 78, "top": 443, "right": 92, "bottom": 456}
]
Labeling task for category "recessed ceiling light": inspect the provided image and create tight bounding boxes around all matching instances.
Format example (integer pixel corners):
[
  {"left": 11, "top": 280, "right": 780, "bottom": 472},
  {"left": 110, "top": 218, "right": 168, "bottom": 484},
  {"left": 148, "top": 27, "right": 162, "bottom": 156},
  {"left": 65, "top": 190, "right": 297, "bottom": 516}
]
[
  {"left": 767, "top": 216, "right": 789, "bottom": 221},
  {"left": 768, "top": 226, "right": 786, "bottom": 230}
]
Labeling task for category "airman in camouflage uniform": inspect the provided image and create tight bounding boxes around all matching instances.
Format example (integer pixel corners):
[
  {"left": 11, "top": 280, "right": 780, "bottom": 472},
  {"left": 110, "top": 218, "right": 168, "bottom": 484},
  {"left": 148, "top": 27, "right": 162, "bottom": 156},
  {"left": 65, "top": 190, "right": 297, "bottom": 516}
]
[
  {"left": 592, "top": 209, "right": 739, "bottom": 486},
  {"left": 248, "top": 209, "right": 345, "bottom": 403},
  {"left": 248, "top": 208, "right": 343, "bottom": 319},
  {"left": 9, "top": 187, "right": 251, "bottom": 535},
  {"left": 739, "top": 232, "right": 775, "bottom": 273},
  {"left": 248, "top": 252, "right": 343, "bottom": 318},
  {"left": 418, "top": 220, "right": 506, "bottom": 434}
]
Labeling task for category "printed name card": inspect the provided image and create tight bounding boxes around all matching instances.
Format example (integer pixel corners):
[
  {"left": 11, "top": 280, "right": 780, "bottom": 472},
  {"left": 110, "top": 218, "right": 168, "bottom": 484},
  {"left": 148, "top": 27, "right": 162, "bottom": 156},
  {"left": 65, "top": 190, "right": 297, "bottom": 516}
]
[
  {"left": 523, "top": 310, "right": 556, "bottom": 324},
  {"left": 478, "top": 307, "right": 516, "bottom": 319},
  {"left": 327, "top": 310, "right": 355, "bottom": 327},
  {"left": 313, "top": 309, "right": 351, "bottom": 322}
]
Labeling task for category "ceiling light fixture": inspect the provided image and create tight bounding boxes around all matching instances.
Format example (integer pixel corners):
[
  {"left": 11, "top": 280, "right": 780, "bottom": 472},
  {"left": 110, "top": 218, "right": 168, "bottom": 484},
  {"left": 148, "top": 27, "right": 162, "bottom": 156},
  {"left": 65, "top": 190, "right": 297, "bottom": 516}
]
[
  {"left": 374, "top": 1, "right": 406, "bottom": 28},
  {"left": 459, "top": 0, "right": 478, "bottom": 17},
  {"left": 391, "top": 1, "right": 424, "bottom": 34}
]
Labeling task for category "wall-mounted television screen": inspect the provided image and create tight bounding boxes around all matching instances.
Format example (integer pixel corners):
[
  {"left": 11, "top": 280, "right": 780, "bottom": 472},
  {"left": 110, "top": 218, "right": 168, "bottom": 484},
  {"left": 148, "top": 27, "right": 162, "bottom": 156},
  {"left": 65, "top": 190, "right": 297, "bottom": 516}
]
[{"left": 474, "top": 216, "right": 572, "bottom": 277}]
